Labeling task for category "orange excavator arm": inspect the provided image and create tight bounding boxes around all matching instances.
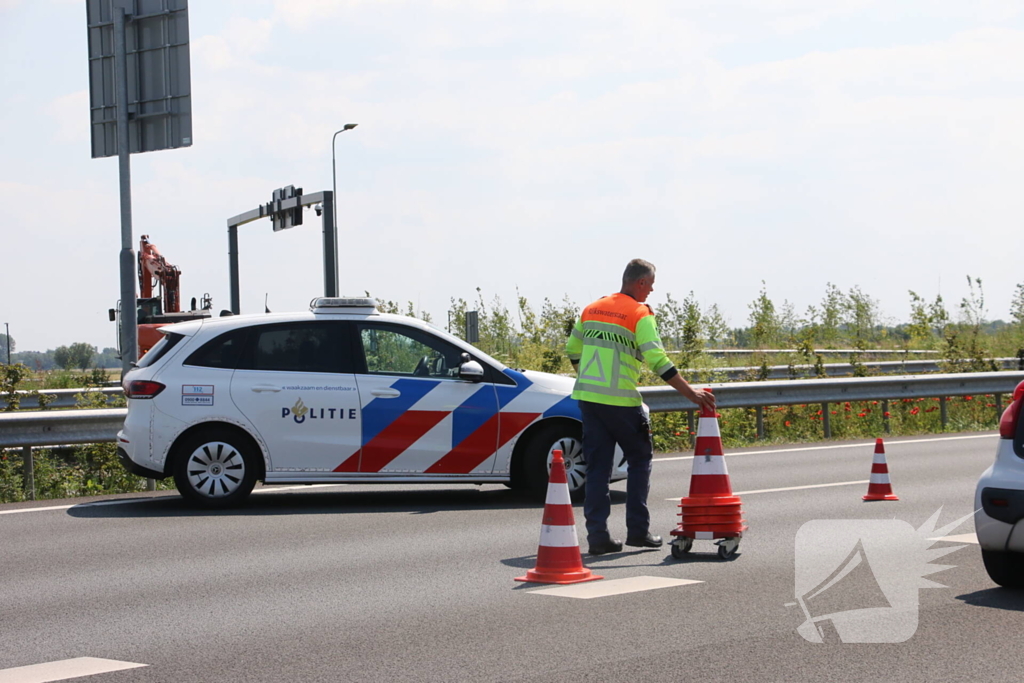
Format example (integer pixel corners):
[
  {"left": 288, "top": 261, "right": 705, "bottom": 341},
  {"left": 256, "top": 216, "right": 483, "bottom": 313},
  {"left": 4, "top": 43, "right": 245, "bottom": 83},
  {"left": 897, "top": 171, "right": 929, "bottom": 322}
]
[{"left": 138, "top": 235, "right": 181, "bottom": 312}]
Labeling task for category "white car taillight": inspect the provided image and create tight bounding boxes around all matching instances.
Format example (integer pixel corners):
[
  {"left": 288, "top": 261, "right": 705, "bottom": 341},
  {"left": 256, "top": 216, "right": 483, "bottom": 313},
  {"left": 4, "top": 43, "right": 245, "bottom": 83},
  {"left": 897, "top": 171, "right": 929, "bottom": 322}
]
[
  {"left": 998, "top": 380, "right": 1024, "bottom": 439},
  {"left": 126, "top": 380, "right": 166, "bottom": 399}
]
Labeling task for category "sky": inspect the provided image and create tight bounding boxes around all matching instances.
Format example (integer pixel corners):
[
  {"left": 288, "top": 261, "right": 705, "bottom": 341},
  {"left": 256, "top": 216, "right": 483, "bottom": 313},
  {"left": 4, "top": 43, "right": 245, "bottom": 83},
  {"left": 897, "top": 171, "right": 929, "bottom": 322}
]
[{"left": 1, "top": 0, "right": 1023, "bottom": 353}]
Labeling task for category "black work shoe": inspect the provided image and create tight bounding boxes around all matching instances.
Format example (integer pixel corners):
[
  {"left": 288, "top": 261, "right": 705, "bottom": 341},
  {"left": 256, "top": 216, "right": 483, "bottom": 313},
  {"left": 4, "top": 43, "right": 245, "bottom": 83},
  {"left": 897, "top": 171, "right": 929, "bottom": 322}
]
[
  {"left": 588, "top": 539, "right": 624, "bottom": 555},
  {"left": 625, "top": 533, "right": 663, "bottom": 548}
]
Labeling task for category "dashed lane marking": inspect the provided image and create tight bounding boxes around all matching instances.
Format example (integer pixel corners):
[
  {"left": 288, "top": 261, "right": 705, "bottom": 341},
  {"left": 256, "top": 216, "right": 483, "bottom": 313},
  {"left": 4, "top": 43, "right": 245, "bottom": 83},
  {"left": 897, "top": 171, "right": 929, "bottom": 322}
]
[
  {"left": 654, "top": 432, "right": 997, "bottom": 463},
  {"left": 666, "top": 479, "right": 870, "bottom": 500},
  {"left": 0, "top": 657, "right": 147, "bottom": 682},
  {"left": 528, "top": 575, "right": 702, "bottom": 599}
]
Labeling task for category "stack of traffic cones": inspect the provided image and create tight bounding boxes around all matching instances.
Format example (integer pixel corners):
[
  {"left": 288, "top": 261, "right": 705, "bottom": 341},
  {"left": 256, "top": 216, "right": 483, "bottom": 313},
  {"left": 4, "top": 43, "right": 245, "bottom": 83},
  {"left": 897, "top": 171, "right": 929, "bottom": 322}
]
[
  {"left": 863, "top": 438, "right": 899, "bottom": 501},
  {"left": 672, "top": 392, "right": 747, "bottom": 543},
  {"left": 515, "top": 450, "right": 603, "bottom": 585}
]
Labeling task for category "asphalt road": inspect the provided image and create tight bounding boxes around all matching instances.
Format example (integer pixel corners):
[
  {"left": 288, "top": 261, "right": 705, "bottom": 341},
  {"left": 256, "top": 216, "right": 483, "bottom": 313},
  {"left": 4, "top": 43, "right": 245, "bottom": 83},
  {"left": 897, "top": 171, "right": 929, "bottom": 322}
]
[{"left": 2, "top": 432, "right": 1022, "bottom": 682}]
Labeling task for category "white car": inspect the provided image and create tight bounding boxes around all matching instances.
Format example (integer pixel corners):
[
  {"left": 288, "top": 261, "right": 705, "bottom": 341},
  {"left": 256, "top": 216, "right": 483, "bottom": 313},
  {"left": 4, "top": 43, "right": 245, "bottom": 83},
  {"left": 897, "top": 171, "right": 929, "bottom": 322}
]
[
  {"left": 974, "top": 379, "right": 1024, "bottom": 588},
  {"left": 117, "top": 297, "right": 626, "bottom": 507}
]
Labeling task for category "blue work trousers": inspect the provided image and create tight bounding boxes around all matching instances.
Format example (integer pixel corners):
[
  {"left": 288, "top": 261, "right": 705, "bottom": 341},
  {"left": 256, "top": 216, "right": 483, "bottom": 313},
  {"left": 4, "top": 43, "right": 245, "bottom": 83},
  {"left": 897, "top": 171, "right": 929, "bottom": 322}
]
[{"left": 580, "top": 400, "right": 653, "bottom": 544}]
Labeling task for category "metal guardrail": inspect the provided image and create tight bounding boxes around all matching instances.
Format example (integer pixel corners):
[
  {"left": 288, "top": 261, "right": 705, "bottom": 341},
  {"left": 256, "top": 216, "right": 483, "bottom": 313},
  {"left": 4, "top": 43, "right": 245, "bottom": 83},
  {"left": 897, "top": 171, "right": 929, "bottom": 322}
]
[
  {"left": 2, "top": 371, "right": 1022, "bottom": 450},
  {"left": 685, "top": 358, "right": 1017, "bottom": 381},
  {"left": 700, "top": 348, "right": 940, "bottom": 357},
  {"left": 0, "top": 408, "right": 128, "bottom": 448},
  {"left": 9, "top": 358, "right": 1020, "bottom": 409},
  {"left": 7, "top": 387, "right": 123, "bottom": 410},
  {"left": 641, "top": 371, "right": 1024, "bottom": 412}
]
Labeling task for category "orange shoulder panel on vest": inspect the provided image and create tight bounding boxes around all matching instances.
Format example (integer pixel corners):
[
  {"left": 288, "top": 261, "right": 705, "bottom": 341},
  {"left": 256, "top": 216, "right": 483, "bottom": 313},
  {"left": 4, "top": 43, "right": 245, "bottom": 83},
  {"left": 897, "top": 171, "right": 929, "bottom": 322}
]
[{"left": 581, "top": 293, "right": 651, "bottom": 331}]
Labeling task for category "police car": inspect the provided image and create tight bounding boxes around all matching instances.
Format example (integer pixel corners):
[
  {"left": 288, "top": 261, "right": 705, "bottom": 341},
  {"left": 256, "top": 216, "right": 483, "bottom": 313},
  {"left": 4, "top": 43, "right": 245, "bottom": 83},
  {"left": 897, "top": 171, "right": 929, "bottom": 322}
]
[
  {"left": 975, "top": 379, "right": 1024, "bottom": 587},
  {"left": 117, "top": 297, "right": 627, "bottom": 507}
]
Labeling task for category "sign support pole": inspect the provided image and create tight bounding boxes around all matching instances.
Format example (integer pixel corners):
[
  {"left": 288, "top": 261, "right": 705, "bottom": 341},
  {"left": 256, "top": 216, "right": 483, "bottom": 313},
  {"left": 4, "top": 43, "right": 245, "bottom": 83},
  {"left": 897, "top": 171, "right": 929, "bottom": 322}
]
[
  {"left": 114, "top": 7, "right": 137, "bottom": 375},
  {"left": 322, "top": 190, "right": 336, "bottom": 297}
]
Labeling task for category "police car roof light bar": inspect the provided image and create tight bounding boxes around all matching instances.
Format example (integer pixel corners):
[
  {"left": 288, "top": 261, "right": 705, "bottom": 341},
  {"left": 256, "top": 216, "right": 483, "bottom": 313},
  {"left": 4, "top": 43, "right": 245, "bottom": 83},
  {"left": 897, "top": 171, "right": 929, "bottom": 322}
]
[{"left": 310, "top": 297, "right": 378, "bottom": 312}]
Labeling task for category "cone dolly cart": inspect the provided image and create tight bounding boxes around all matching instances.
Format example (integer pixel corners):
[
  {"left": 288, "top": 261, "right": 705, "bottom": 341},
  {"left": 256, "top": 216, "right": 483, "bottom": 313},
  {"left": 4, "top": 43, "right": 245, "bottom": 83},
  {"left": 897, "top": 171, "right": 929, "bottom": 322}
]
[{"left": 669, "top": 391, "right": 747, "bottom": 560}]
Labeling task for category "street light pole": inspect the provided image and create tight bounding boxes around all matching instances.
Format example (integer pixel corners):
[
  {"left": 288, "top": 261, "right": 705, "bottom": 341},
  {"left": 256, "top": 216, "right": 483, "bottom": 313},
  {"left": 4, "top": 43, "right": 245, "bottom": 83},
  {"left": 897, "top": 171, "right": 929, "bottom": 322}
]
[
  {"left": 331, "top": 123, "right": 358, "bottom": 294},
  {"left": 4, "top": 322, "right": 9, "bottom": 365}
]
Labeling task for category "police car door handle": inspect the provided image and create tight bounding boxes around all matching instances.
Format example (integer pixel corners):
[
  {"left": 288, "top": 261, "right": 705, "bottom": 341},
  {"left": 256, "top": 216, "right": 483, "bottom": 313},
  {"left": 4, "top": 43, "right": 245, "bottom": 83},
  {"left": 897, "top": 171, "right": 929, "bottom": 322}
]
[
  {"left": 370, "top": 388, "right": 401, "bottom": 398},
  {"left": 251, "top": 384, "right": 282, "bottom": 393}
]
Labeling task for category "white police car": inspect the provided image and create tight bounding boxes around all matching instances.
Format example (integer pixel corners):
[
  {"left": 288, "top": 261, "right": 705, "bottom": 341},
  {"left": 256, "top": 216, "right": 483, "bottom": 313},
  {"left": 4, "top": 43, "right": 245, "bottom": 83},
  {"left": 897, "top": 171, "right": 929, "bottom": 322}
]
[
  {"left": 118, "top": 297, "right": 626, "bottom": 507},
  {"left": 975, "top": 379, "right": 1024, "bottom": 587}
]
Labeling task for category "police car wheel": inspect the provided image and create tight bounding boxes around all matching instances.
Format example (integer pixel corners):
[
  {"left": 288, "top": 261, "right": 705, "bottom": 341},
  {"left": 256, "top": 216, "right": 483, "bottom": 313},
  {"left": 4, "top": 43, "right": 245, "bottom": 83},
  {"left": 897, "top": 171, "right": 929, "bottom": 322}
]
[
  {"left": 173, "top": 428, "right": 258, "bottom": 508},
  {"left": 524, "top": 424, "right": 586, "bottom": 502}
]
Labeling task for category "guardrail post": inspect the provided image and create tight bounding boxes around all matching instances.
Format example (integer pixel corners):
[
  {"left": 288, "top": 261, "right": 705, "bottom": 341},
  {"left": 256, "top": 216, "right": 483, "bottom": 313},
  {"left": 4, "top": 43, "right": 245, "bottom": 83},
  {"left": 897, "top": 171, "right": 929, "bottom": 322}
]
[
  {"left": 940, "top": 396, "right": 948, "bottom": 430},
  {"left": 686, "top": 410, "right": 695, "bottom": 448},
  {"left": 882, "top": 399, "right": 890, "bottom": 434},
  {"left": 147, "top": 477, "right": 156, "bottom": 491},
  {"left": 996, "top": 394, "right": 1003, "bottom": 422},
  {"left": 22, "top": 446, "right": 35, "bottom": 501},
  {"left": 755, "top": 406, "right": 764, "bottom": 439},
  {"left": 822, "top": 402, "right": 831, "bottom": 439}
]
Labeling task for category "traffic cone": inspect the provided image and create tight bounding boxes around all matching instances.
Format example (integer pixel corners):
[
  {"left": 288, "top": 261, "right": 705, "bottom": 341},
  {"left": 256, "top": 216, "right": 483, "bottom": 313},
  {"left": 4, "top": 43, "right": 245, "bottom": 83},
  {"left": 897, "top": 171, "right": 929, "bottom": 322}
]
[
  {"left": 863, "top": 438, "right": 899, "bottom": 501},
  {"left": 515, "top": 450, "right": 603, "bottom": 585},
  {"left": 672, "top": 391, "right": 747, "bottom": 541}
]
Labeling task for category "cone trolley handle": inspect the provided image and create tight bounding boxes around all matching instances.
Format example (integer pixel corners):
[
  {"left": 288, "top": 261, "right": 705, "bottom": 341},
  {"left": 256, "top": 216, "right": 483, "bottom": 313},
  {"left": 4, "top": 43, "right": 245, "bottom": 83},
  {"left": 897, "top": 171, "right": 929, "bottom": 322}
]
[{"left": 671, "top": 387, "right": 748, "bottom": 560}]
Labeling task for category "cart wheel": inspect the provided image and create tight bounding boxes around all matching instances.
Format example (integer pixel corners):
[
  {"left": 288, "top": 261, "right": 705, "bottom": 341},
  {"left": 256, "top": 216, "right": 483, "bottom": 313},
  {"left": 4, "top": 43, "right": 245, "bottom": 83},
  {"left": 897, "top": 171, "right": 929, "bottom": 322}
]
[
  {"left": 717, "top": 538, "right": 740, "bottom": 559},
  {"left": 671, "top": 538, "right": 693, "bottom": 559}
]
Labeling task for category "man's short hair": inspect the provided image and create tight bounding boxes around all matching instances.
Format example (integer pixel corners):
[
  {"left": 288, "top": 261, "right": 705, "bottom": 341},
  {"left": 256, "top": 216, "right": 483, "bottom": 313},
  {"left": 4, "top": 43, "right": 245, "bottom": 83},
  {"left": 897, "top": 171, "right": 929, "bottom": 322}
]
[{"left": 622, "top": 258, "right": 656, "bottom": 284}]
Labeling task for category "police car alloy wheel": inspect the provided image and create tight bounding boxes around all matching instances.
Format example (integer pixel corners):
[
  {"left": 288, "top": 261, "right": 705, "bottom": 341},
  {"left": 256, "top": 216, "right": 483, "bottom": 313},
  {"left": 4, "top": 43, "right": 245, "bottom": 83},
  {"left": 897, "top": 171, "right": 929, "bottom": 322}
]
[
  {"left": 173, "top": 428, "right": 259, "bottom": 507},
  {"left": 525, "top": 424, "right": 585, "bottom": 502}
]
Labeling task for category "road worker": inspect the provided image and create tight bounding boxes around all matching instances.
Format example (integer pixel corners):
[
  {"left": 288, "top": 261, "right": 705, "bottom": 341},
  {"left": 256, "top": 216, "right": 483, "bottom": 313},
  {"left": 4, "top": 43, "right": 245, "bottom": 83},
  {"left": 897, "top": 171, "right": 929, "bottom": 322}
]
[{"left": 566, "top": 258, "right": 716, "bottom": 555}]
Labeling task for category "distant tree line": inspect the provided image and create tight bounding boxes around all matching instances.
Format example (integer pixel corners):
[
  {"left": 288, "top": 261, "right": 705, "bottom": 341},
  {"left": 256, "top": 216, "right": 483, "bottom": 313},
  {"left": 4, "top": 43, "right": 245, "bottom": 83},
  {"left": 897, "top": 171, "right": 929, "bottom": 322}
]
[
  {"left": 5, "top": 276, "right": 1023, "bottom": 378},
  {"left": 7, "top": 344, "right": 120, "bottom": 371}
]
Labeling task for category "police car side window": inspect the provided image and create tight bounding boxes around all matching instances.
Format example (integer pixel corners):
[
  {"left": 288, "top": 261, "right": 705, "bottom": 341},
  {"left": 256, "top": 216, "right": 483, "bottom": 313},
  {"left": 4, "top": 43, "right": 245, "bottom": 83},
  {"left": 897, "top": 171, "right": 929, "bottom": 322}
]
[
  {"left": 249, "top": 324, "right": 340, "bottom": 374},
  {"left": 358, "top": 325, "right": 462, "bottom": 379}
]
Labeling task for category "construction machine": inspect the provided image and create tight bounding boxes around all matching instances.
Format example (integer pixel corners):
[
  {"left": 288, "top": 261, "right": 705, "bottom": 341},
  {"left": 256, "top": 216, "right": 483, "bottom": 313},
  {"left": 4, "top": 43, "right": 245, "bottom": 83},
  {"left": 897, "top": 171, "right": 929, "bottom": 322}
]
[{"left": 109, "top": 235, "right": 213, "bottom": 356}]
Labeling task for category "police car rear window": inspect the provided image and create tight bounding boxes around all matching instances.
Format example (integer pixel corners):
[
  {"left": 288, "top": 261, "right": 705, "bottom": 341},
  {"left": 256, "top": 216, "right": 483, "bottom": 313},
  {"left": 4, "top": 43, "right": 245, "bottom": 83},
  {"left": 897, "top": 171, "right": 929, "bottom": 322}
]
[{"left": 137, "top": 332, "right": 184, "bottom": 368}]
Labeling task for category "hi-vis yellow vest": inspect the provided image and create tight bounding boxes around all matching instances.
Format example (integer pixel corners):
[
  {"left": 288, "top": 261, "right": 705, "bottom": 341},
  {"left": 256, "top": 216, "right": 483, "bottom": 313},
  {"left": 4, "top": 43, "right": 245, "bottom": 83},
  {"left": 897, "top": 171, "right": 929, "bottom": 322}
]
[{"left": 566, "top": 293, "right": 676, "bottom": 407}]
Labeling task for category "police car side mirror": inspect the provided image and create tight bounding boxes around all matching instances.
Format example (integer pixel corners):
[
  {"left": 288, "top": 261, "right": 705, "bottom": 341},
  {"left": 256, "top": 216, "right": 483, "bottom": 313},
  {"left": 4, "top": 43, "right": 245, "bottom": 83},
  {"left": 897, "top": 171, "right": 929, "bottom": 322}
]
[{"left": 459, "top": 359, "right": 485, "bottom": 382}]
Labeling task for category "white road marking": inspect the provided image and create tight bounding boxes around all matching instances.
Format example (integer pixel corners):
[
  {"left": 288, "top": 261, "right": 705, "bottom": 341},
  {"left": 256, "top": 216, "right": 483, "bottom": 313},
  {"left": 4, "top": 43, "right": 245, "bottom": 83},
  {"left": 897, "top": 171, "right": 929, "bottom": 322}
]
[
  {"left": 655, "top": 432, "right": 997, "bottom": 463},
  {"left": 0, "top": 497, "right": 165, "bottom": 516},
  {"left": 930, "top": 533, "right": 978, "bottom": 544},
  {"left": 0, "top": 484, "right": 349, "bottom": 516},
  {"left": 666, "top": 479, "right": 870, "bottom": 500},
  {"left": 254, "top": 484, "right": 346, "bottom": 493},
  {"left": 0, "top": 657, "right": 147, "bottom": 682},
  {"left": 528, "top": 575, "right": 702, "bottom": 599}
]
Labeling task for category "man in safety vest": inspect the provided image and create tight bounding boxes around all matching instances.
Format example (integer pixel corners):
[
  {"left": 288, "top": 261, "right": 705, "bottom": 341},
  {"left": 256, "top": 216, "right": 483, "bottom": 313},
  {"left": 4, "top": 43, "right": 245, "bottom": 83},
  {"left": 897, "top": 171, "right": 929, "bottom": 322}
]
[{"left": 567, "top": 258, "right": 716, "bottom": 555}]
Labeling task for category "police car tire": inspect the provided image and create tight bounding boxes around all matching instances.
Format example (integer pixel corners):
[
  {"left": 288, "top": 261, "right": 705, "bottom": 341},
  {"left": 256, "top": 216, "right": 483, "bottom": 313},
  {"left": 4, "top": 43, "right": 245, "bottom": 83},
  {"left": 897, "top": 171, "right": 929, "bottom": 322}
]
[
  {"left": 981, "top": 549, "right": 1024, "bottom": 588},
  {"left": 524, "top": 423, "right": 585, "bottom": 503},
  {"left": 172, "top": 428, "right": 259, "bottom": 508}
]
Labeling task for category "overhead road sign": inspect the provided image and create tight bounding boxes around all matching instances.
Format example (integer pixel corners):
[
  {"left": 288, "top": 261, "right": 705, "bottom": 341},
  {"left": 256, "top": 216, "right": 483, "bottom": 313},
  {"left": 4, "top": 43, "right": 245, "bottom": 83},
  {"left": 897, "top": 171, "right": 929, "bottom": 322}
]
[{"left": 87, "top": 0, "right": 192, "bottom": 158}]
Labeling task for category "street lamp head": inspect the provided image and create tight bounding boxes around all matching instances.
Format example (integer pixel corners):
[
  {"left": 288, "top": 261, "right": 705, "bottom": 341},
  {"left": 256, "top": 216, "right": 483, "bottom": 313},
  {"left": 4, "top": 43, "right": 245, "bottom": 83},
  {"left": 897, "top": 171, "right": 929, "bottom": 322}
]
[{"left": 343, "top": 123, "right": 358, "bottom": 131}]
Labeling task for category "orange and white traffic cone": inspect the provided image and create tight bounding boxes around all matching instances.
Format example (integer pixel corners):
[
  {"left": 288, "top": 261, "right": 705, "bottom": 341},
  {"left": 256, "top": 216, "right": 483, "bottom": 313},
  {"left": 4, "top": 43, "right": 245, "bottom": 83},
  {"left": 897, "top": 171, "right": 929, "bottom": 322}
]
[
  {"left": 515, "top": 450, "right": 603, "bottom": 585},
  {"left": 671, "top": 390, "right": 747, "bottom": 558},
  {"left": 863, "top": 438, "right": 899, "bottom": 501}
]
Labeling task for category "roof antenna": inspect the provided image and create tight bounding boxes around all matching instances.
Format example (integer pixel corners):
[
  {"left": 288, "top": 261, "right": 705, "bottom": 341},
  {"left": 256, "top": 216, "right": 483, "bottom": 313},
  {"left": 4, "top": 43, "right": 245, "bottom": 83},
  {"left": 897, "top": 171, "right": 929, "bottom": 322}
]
[{"left": 265, "top": 294, "right": 271, "bottom": 314}]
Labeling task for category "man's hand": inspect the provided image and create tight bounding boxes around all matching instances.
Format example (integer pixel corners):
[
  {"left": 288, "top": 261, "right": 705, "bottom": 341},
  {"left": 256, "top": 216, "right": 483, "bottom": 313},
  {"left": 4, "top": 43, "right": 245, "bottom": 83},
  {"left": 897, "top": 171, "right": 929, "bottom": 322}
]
[
  {"left": 689, "top": 387, "right": 716, "bottom": 412},
  {"left": 667, "top": 374, "right": 716, "bottom": 412}
]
